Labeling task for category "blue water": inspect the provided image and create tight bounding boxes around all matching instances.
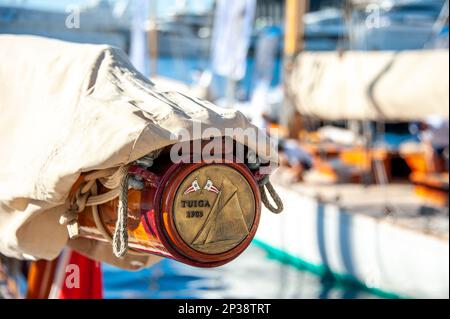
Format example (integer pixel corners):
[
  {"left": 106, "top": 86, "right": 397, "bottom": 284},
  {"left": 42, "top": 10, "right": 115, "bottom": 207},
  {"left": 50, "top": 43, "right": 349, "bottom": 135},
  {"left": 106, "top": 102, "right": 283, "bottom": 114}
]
[{"left": 102, "top": 244, "right": 381, "bottom": 299}]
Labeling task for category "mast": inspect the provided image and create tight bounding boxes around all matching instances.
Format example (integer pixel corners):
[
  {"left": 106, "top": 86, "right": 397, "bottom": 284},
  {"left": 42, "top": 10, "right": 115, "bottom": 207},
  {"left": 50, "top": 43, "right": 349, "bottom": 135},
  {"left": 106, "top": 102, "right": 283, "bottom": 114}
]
[
  {"left": 283, "top": 0, "right": 309, "bottom": 139},
  {"left": 283, "top": 0, "right": 308, "bottom": 60}
]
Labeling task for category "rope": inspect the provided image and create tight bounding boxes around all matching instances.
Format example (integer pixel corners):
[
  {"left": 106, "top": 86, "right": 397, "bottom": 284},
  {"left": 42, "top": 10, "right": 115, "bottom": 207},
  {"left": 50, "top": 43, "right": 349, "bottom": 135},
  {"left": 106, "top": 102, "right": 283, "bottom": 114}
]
[
  {"left": 89, "top": 182, "right": 114, "bottom": 243},
  {"left": 98, "top": 166, "right": 129, "bottom": 189},
  {"left": 90, "top": 177, "right": 148, "bottom": 258},
  {"left": 109, "top": 152, "right": 162, "bottom": 257},
  {"left": 59, "top": 167, "right": 126, "bottom": 242},
  {"left": 60, "top": 150, "right": 162, "bottom": 258},
  {"left": 112, "top": 173, "right": 130, "bottom": 258},
  {"left": 258, "top": 176, "right": 283, "bottom": 214}
]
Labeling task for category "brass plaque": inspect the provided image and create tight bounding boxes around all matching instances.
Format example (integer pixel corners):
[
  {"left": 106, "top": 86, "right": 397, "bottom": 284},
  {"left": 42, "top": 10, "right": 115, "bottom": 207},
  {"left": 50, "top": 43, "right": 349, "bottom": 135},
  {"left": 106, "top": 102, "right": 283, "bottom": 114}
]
[{"left": 173, "top": 165, "right": 256, "bottom": 254}]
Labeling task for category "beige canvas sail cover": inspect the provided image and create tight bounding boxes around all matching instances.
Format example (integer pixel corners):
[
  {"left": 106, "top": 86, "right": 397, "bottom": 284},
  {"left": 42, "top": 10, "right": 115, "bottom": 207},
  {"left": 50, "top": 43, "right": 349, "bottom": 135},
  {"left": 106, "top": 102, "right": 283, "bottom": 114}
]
[
  {"left": 287, "top": 50, "right": 449, "bottom": 121},
  {"left": 0, "top": 35, "right": 275, "bottom": 269}
]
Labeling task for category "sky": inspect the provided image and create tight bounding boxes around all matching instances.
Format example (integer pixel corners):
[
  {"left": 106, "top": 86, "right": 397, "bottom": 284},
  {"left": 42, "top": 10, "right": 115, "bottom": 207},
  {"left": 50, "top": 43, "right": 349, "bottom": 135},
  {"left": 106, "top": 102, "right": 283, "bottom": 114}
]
[{"left": 0, "top": 0, "right": 214, "bottom": 16}]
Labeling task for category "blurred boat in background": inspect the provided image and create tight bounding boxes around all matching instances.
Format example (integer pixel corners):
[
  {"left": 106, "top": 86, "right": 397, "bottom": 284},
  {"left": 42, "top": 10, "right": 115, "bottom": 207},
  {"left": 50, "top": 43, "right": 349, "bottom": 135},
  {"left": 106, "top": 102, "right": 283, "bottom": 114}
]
[
  {"left": 257, "top": 0, "right": 449, "bottom": 299},
  {"left": 350, "top": 0, "right": 448, "bottom": 50}
]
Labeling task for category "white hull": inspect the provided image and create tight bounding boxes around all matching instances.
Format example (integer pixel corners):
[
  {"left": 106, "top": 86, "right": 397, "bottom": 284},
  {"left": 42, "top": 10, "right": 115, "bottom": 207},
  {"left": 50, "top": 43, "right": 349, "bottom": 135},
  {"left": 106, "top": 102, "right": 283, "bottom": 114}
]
[{"left": 254, "top": 183, "right": 449, "bottom": 298}]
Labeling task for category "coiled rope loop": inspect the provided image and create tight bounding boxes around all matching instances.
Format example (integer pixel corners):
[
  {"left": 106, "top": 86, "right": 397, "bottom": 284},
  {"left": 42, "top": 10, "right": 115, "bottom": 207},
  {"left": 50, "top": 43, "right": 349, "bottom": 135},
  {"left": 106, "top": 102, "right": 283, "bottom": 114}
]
[
  {"left": 112, "top": 173, "right": 130, "bottom": 258},
  {"left": 258, "top": 176, "right": 283, "bottom": 214}
]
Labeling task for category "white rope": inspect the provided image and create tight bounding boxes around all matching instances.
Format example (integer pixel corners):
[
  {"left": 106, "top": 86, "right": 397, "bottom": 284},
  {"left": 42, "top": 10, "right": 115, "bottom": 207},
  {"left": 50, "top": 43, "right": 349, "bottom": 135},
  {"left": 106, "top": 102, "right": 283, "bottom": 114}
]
[
  {"left": 90, "top": 179, "right": 148, "bottom": 257},
  {"left": 59, "top": 167, "right": 126, "bottom": 244},
  {"left": 60, "top": 151, "right": 162, "bottom": 258},
  {"left": 112, "top": 173, "right": 130, "bottom": 258},
  {"left": 60, "top": 167, "right": 147, "bottom": 258}
]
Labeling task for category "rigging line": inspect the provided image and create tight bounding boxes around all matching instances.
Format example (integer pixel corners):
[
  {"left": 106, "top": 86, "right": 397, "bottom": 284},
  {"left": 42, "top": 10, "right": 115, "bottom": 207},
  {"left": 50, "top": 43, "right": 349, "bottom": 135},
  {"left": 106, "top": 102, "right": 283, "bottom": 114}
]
[
  {"left": 425, "top": 0, "right": 449, "bottom": 48},
  {"left": 433, "top": 0, "right": 450, "bottom": 35}
]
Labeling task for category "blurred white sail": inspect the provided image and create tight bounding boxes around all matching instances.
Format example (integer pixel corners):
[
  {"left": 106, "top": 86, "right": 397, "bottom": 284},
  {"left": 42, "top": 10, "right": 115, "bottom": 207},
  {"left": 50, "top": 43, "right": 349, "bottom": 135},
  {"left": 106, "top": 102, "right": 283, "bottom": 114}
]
[
  {"left": 210, "top": 0, "right": 256, "bottom": 81},
  {"left": 129, "top": 0, "right": 150, "bottom": 75},
  {"left": 250, "top": 27, "right": 282, "bottom": 128},
  {"left": 287, "top": 50, "right": 449, "bottom": 121}
]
